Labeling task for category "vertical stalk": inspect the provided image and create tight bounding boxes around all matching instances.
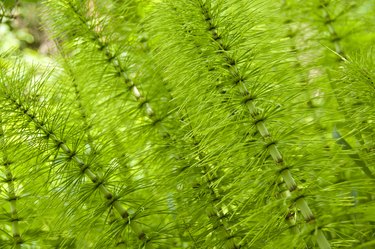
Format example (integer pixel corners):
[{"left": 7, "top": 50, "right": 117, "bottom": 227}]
[
  {"left": 317, "top": 3, "right": 375, "bottom": 240},
  {"left": 71, "top": 78, "right": 95, "bottom": 148},
  {"left": 5, "top": 166, "right": 22, "bottom": 248},
  {"left": 186, "top": 115, "right": 240, "bottom": 248},
  {"left": 317, "top": 0, "right": 374, "bottom": 178},
  {"left": 195, "top": 1, "right": 330, "bottom": 248},
  {"left": 63, "top": 3, "right": 240, "bottom": 246},
  {"left": 319, "top": 1, "right": 345, "bottom": 58},
  {"left": 66, "top": 1, "right": 158, "bottom": 123},
  {"left": 245, "top": 75, "right": 331, "bottom": 249},
  {"left": 0, "top": 119, "right": 22, "bottom": 248},
  {"left": 1, "top": 92, "right": 153, "bottom": 248}
]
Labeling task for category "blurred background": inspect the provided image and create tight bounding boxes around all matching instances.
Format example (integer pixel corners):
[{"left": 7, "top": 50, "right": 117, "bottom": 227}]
[{"left": 1, "top": 0, "right": 54, "bottom": 64}]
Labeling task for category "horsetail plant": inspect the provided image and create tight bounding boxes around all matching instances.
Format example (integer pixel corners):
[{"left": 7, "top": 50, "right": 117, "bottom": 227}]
[
  {"left": 0, "top": 118, "right": 22, "bottom": 247},
  {"left": 0, "top": 0, "right": 374, "bottom": 248}
]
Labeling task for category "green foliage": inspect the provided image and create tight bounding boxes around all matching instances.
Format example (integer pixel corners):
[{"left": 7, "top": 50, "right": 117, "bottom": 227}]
[{"left": 0, "top": 0, "right": 374, "bottom": 248}]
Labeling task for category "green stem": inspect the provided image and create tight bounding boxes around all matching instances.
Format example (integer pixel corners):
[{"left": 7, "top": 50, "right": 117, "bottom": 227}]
[
  {"left": 332, "top": 128, "right": 375, "bottom": 179},
  {"left": 0, "top": 120, "right": 22, "bottom": 247},
  {"left": 188, "top": 123, "right": 240, "bottom": 248},
  {"left": 68, "top": 3, "right": 240, "bottom": 246},
  {"left": 319, "top": 3, "right": 374, "bottom": 180},
  {"left": 320, "top": 2, "right": 345, "bottom": 58},
  {"left": 195, "top": 1, "right": 330, "bottom": 247},
  {"left": 66, "top": 2, "right": 157, "bottom": 122},
  {"left": 2, "top": 93, "right": 155, "bottom": 247},
  {"left": 248, "top": 94, "right": 330, "bottom": 249},
  {"left": 5, "top": 167, "right": 22, "bottom": 248},
  {"left": 316, "top": 228, "right": 331, "bottom": 249},
  {"left": 71, "top": 80, "right": 94, "bottom": 147}
]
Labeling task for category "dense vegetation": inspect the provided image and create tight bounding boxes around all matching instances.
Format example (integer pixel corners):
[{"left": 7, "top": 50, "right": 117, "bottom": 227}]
[{"left": 0, "top": 0, "right": 374, "bottom": 248}]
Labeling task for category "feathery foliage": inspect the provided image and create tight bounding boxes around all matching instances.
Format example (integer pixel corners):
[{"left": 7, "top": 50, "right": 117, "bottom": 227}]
[{"left": 0, "top": 0, "right": 374, "bottom": 248}]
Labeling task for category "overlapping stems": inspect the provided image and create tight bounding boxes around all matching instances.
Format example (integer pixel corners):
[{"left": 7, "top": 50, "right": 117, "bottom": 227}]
[
  {"left": 152, "top": 0, "right": 331, "bottom": 247},
  {"left": 47, "top": 1, "right": 245, "bottom": 247}
]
